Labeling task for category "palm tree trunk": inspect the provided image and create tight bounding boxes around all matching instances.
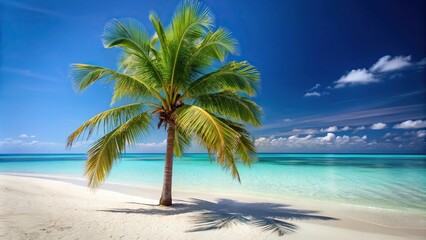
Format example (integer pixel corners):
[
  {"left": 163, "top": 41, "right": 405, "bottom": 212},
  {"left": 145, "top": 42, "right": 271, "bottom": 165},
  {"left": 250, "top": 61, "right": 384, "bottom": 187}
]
[{"left": 159, "top": 121, "right": 175, "bottom": 206}]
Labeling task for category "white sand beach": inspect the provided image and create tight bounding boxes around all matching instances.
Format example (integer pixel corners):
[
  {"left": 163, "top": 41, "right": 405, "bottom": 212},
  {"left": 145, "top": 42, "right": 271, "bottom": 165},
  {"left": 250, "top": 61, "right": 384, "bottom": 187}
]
[{"left": 0, "top": 174, "right": 425, "bottom": 240}]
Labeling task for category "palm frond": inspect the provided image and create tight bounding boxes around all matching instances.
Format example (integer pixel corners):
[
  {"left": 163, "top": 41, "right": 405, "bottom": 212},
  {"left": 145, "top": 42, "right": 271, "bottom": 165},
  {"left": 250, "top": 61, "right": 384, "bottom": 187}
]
[
  {"left": 67, "top": 102, "right": 151, "bottom": 148},
  {"left": 103, "top": 18, "right": 165, "bottom": 87},
  {"left": 85, "top": 112, "right": 152, "bottom": 188},
  {"left": 193, "top": 91, "right": 263, "bottom": 126},
  {"left": 192, "top": 27, "right": 238, "bottom": 65},
  {"left": 174, "top": 127, "right": 191, "bottom": 158},
  {"left": 176, "top": 105, "right": 243, "bottom": 180},
  {"left": 169, "top": 0, "right": 214, "bottom": 43},
  {"left": 167, "top": 0, "right": 214, "bottom": 88},
  {"left": 70, "top": 64, "right": 149, "bottom": 92},
  {"left": 149, "top": 12, "right": 169, "bottom": 57},
  {"left": 103, "top": 18, "right": 150, "bottom": 54},
  {"left": 184, "top": 61, "right": 260, "bottom": 98},
  {"left": 70, "top": 64, "right": 167, "bottom": 107},
  {"left": 220, "top": 118, "right": 257, "bottom": 166}
]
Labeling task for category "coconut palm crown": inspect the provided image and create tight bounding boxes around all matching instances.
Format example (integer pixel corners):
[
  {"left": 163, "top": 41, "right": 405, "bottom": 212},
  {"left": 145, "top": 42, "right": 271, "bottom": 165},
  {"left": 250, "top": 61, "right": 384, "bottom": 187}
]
[{"left": 67, "top": 0, "right": 262, "bottom": 206}]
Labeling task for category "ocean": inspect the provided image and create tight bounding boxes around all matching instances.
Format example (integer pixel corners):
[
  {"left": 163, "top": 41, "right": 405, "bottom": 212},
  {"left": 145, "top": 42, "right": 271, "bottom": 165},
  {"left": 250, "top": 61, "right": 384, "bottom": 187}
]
[{"left": 0, "top": 153, "right": 425, "bottom": 213}]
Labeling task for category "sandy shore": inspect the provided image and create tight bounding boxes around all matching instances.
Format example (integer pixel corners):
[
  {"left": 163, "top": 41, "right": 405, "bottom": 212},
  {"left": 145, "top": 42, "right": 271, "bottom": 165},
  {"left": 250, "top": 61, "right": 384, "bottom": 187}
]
[{"left": 0, "top": 174, "right": 425, "bottom": 240}]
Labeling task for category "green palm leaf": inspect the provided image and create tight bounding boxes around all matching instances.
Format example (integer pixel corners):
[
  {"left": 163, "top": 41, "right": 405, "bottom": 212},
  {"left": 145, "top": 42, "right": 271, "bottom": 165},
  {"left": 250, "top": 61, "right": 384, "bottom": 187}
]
[
  {"left": 220, "top": 118, "right": 257, "bottom": 166},
  {"left": 103, "top": 18, "right": 165, "bottom": 88},
  {"left": 167, "top": 0, "right": 214, "bottom": 89},
  {"left": 71, "top": 64, "right": 151, "bottom": 92},
  {"left": 85, "top": 112, "right": 152, "bottom": 188},
  {"left": 67, "top": 102, "right": 151, "bottom": 147},
  {"left": 193, "top": 91, "right": 263, "bottom": 126},
  {"left": 174, "top": 127, "right": 192, "bottom": 158},
  {"left": 176, "top": 105, "right": 246, "bottom": 180},
  {"left": 191, "top": 27, "right": 238, "bottom": 65},
  {"left": 184, "top": 61, "right": 260, "bottom": 98}
]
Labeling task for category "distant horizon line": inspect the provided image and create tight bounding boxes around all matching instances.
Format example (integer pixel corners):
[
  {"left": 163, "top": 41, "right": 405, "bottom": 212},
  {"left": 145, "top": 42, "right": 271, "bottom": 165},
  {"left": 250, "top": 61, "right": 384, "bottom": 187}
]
[{"left": 0, "top": 152, "right": 425, "bottom": 155}]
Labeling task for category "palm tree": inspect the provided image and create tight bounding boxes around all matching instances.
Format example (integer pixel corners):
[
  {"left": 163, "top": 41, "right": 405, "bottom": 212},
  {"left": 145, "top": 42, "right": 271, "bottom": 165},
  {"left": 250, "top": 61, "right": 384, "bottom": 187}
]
[{"left": 67, "top": 0, "right": 262, "bottom": 206}]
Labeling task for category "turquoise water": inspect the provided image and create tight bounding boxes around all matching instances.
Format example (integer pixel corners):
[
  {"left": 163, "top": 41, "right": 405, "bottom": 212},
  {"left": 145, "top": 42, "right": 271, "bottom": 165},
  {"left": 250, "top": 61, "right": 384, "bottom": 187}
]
[{"left": 1, "top": 153, "right": 425, "bottom": 213}]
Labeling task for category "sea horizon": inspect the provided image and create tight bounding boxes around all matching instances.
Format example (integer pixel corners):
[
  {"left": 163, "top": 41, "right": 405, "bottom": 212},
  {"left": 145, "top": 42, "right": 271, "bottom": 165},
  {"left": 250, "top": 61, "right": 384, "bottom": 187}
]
[{"left": 1, "top": 152, "right": 425, "bottom": 155}]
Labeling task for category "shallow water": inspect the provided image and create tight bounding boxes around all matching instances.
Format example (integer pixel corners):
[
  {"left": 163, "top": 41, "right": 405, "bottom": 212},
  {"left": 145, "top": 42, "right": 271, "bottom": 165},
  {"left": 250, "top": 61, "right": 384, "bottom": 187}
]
[{"left": 1, "top": 153, "right": 425, "bottom": 213}]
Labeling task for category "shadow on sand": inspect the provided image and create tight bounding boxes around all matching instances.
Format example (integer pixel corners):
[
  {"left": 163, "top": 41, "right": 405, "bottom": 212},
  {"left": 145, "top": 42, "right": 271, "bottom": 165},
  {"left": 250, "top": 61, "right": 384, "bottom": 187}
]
[{"left": 100, "top": 198, "right": 338, "bottom": 236}]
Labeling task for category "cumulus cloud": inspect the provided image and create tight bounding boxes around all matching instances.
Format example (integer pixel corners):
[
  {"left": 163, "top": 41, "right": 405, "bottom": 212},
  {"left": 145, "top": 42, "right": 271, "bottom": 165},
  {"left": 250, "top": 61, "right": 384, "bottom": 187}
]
[
  {"left": 133, "top": 139, "right": 168, "bottom": 152},
  {"left": 341, "top": 126, "right": 352, "bottom": 131},
  {"left": 333, "top": 55, "right": 424, "bottom": 89},
  {"left": 254, "top": 133, "right": 369, "bottom": 152},
  {"left": 320, "top": 126, "right": 339, "bottom": 132},
  {"left": 370, "top": 122, "right": 387, "bottom": 130},
  {"left": 393, "top": 120, "right": 426, "bottom": 129},
  {"left": 370, "top": 55, "right": 412, "bottom": 73},
  {"left": 404, "top": 130, "right": 426, "bottom": 138},
  {"left": 417, "top": 130, "right": 426, "bottom": 138},
  {"left": 318, "top": 133, "right": 336, "bottom": 142},
  {"left": 334, "top": 69, "right": 378, "bottom": 88},
  {"left": 136, "top": 139, "right": 167, "bottom": 148},
  {"left": 19, "top": 134, "right": 35, "bottom": 138},
  {"left": 320, "top": 126, "right": 351, "bottom": 132},
  {"left": 354, "top": 126, "right": 366, "bottom": 131},
  {"left": 304, "top": 91, "right": 321, "bottom": 97},
  {"left": 0, "top": 138, "right": 63, "bottom": 153},
  {"left": 0, "top": 137, "right": 172, "bottom": 153}
]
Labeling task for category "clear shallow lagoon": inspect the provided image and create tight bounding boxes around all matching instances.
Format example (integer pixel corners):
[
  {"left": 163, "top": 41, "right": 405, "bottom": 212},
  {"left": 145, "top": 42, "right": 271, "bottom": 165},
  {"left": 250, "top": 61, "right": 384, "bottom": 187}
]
[{"left": 1, "top": 153, "right": 425, "bottom": 213}]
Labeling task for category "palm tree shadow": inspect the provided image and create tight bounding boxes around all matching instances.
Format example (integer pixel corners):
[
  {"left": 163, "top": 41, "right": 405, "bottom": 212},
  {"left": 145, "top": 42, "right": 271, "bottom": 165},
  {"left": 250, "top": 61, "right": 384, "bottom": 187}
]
[{"left": 100, "top": 198, "right": 338, "bottom": 236}]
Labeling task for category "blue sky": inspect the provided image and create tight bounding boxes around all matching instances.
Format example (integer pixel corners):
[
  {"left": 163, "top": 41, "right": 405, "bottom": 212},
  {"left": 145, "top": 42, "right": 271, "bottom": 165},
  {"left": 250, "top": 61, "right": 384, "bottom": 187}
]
[{"left": 0, "top": 0, "right": 425, "bottom": 153}]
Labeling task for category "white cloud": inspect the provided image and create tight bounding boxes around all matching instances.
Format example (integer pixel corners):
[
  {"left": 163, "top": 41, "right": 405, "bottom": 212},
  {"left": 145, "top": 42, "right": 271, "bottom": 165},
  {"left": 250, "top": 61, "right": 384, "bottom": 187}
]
[
  {"left": 341, "top": 126, "right": 352, "bottom": 131},
  {"left": 71, "top": 140, "right": 95, "bottom": 148},
  {"left": 308, "top": 84, "right": 321, "bottom": 91},
  {"left": 0, "top": 137, "right": 172, "bottom": 153},
  {"left": 401, "top": 130, "right": 426, "bottom": 140},
  {"left": 304, "top": 91, "right": 321, "bottom": 97},
  {"left": 370, "top": 55, "right": 412, "bottom": 73},
  {"left": 370, "top": 122, "right": 387, "bottom": 130},
  {"left": 318, "top": 133, "right": 336, "bottom": 142},
  {"left": 283, "top": 118, "right": 292, "bottom": 122},
  {"left": 133, "top": 139, "right": 168, "bottom": 152},
  {"left": 291, "top": 128, "right": 318, "bottom": 135},
  {"left": 417, "top": 130, "right": 426, "bottom": 138},
  {"left": 136, "top": 139, "right": 167, "bottom": 147},
  {"left": 383, "top": 132, "right": 394, "bottom": 138},
  {"left": 0, "top": 138, "right": 63, "bottom": 153},
  {"left": 336, "top": 135, "right": 366, "bottom": 144},
  {"left": 354, "top": 126, "right": 366, "bottom": 131},
  {"left": 393, "top": 120, "right": 426, "bottom": 129},
  {"left": 334, "top": 69, "right": 378, "bottom": 88},
  {"left": 19, "top": 134, "right": 35, "bottom": 138},
  {"left": 320, "top": 126, "right": 351, "bottom": 132},
  {"left": 335, "top": 135, "right": 350, "bottom": 144},
  {"left": 320, "top": 126, "right": 339, "bottom": 132},
  {"left": 332, "top": 55, "right": 424, "bottom": 89},
  {"left": 255, "top": 133, "right": 369, "bottom": 152}
]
